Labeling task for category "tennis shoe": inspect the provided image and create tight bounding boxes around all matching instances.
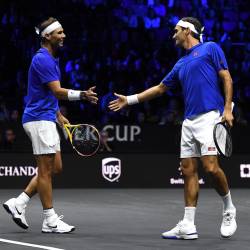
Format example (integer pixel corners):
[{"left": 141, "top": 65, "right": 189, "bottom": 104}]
[
  {"left": 42, "top": 214, "right": 75, "bottom": 233},
  {"left": 162, "top": 220, "right": 198, "bottom": 240},
  {"left": 3, "top": 198, "right": 29, "bottom": 229},
  {"left": 220, "top": 208, "right": 237, "bottom": 238}
]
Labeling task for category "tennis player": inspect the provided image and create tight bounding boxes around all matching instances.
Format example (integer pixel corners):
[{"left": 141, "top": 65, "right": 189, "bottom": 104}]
[
  {"left": 3, "top": 17, "right": 98, "bottom": 233},
  {"left": 109, "top": 17, "right": 236, "bottom": 239}
]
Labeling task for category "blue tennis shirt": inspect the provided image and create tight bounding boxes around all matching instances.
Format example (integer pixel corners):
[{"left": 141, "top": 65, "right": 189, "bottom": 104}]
[
  {"left": 162, "top": 42, "right": 228, "bottom": 119},
  {"left": 22, "top": 48, "right": 60, "bottom": 124}
]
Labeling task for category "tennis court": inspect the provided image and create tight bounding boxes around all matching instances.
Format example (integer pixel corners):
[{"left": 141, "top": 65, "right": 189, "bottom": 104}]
[{"left": 0, "top": 189, "right": 249, "bottom": 250}]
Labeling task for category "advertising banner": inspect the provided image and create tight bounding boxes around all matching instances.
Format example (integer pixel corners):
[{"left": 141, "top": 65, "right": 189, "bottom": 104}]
[{"left": 0, "top": 153, "right": 249, "bottom": 188}]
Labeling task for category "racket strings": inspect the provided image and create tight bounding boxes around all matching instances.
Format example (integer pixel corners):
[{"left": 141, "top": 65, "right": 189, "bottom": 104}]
[
  {"left": 215, "top": 123, "right": 232, "bottom": 157},
  {"left": 225, "top": 133, "right": 232, "bottom": 156},
  {"left": 72, "top": 126, "right": 100, "bottom": 156},
  {"left": 216, "top": 125, "right": 226, "bottom": 151}
]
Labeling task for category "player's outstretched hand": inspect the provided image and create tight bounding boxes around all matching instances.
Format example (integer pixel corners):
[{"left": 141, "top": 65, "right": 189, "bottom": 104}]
[
  {"left": 108, "top": 93, "right": 128, "bottom": 112},
  {"left": 81, "top": 86, "right": 98, "bottom": 104}
]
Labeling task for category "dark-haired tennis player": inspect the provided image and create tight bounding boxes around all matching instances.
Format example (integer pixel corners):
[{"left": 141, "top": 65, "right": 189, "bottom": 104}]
[
  {"left": 3, "top": 17, "right": 98, "bottom": 233},
  {"left": 109, "top": 17, "right": 236, "bottom": 239}
]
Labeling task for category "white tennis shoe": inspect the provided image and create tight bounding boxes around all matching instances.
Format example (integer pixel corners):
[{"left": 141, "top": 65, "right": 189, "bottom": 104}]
[
  {"left": 3, "top": 198, "right": 29, "bottom": 229},
  {"left": 42, "top": 214, "right": 75, "bottom": 233},
  {"left": 220, "top": 208, "right": 237, "bottom": 238},
  {"left": 162, "top": 220, "right": 198, "bottom": 240}
]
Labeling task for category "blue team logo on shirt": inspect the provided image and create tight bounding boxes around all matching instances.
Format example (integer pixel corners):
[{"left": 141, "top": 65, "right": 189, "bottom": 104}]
[{"left": 193, "top": 51, "right": 199, "bottom": 57}]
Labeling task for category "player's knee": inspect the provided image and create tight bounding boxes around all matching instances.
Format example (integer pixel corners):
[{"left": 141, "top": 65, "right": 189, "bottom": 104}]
[
  {"left": 202, "top": 156, "right": 219, "bottom": 175},
  {"left": 181, "top": 162, "right": 196, "bottom": 177},
  {"left": 203, "top": 162, "right": 218, "bottom": 176}
]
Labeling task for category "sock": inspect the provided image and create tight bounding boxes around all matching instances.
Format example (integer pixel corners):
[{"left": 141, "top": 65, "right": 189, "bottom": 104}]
[
  {"left": 16, "top": 192, "right": 30, "bottom": 209},
  {"left": 221, "top": 191, "right": 235, "bottom": 211},
  {"left": 183, "top": 207, "right": 196, "bottom": 224},
  {"left": 43, "top": 208, "right": 56, "bottom": 219}
]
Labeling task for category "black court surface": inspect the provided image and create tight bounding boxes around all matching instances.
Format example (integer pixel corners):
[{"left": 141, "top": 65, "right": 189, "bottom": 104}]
[{"left": 0, "top": 189, "right": 249, "bottom": 250}]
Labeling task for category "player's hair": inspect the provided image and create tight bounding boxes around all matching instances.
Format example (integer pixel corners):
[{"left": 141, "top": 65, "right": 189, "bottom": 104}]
[
  {"left": 35, "top": 17, "right": 58, "bottom": 42},
  {"left": 181, "top": 17, "right": 203, "bottom": 41}
]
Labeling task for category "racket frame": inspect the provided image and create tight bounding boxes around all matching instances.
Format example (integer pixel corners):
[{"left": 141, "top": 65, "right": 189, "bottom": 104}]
[
  {"left": 213, "top": 121, "right": 232, "bottom": 158},
  {"left": 63, "top": 123, "right": 100, "bottom": 157}
]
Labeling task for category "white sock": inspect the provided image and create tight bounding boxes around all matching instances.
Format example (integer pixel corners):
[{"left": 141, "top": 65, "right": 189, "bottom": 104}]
[
  {"left": 221, "top": 191, "right": 235, "bottom": 211},
  {"left": 43, "top": 208, "right": 56, "bottom": 219},
  {"left": 16, "top": 192, "right": 30, "bottom": 208},
  {"left": 183, "top": 207, "right": 196, "bottom": 224}
]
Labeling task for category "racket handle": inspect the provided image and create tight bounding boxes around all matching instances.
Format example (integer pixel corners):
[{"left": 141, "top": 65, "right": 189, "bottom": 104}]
[{"left": 62, "top": 125, "right": 69, "bottom": 139}]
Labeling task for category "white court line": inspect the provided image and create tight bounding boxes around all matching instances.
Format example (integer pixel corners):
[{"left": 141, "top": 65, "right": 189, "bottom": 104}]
[{"left": 0, "top": 238, "right": 65, "bottom": 250}]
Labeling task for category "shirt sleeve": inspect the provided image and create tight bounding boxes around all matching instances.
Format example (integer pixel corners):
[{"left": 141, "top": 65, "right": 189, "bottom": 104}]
[
  {"left": 161, "top": 63, "right": 179, "bottom": 88},
  {"left": 208, "top": 42, "right": 228, "bottom": 72},
  {"left": 33, "top": 56, "right": 60, "bottom": 84}
]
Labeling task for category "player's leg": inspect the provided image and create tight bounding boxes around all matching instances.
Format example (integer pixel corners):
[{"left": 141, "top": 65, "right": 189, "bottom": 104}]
[
  {"left": 36, "top": 151, "right": 64, "bottom": 208},
  {"left": 21, "top": 151, "right": 62, "bottom": 198},
  {"left": 52, "top": 151, "right": 63, "bottom": 174},
  {"left": 3, "top": 151, "right": 63, "bottom": 230},
  {"left": 3, "top": 145, "right": 38, "bottom": 229},
  {"left": 37, "top": 153, "right": 75, "bottom": 233},
  {"left": 201, "top": 155, "right": 237, "bottom": 238},
  {"left": 197, "top": 110, "right": 237, "bottom": 238},
  {"left": 24, "top": 175, "right": 38, "bottom": 197},
  {"left": 201, "top": 155, "right": 229, "bottom": 195},
  {"left": 4, "top": 121, "right": 73, "bottom": 233},
  {"left": 3, "top": 121, "right": 37, "bottom": 228},
  {"left": 13, "top": 150, "right": 71, "bottom": 233},
  {"left": 181, "top": 158, "right": 199, "bottom": 207},
  {"left": 162, "top": 119, "right": 199, "bottom": 240},
  {"left": 36, "top": 154, "right": 54, "bottom": 209},
  {"left": 162, "top": 158, "right": 199, "bottom": 240}
]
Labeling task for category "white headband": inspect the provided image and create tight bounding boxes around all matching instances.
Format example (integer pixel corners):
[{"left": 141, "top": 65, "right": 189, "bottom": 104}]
[
  {"left": 35, "top": 21, "right": 62, "bottom": 37},
  {"left": 176, "top": 20, "right": 204, "bottom": 43}
]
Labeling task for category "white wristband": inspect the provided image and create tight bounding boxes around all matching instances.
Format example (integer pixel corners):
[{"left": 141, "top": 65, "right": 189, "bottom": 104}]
[
  {"left": 127, "top": 94, "right": 139, "bottom": 105},
  {"left": 68, "top": 90, "right": 81, "bottom": 101}
]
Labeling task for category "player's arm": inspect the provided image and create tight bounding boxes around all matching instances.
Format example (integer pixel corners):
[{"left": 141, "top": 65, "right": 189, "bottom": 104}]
[
  {"left": 218, "top": 69, "right": 234, "bottom": 127},
  {"left": 48, "top": 81, "right": 98, "bottom": 104},
  {"left": 108, "top": 82, "right": 168, "bottom": 112}
]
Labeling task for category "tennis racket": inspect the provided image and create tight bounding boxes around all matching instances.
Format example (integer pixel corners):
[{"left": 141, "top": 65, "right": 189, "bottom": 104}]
[
  {"left": 213, "top": 122, "right": 232, "bottom": 157},
  {"left": 63, "top": 123, "right": 100, "bottom": 157},
  {"left": 213, "top": 102, "right": 234, "bottom": 158}
]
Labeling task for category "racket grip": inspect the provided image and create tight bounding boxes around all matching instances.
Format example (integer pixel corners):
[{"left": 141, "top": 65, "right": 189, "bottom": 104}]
[{"left": 62, "top": 126, "right": 69, "bottom": 139}]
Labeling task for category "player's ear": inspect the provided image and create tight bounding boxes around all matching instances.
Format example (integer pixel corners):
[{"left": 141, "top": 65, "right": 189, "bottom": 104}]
[
  {"left": 45, "top": 33, "right": 51, "bottom": 40},
  {"left": 185, "top": 28, "right": 191, "bottom": 36}
]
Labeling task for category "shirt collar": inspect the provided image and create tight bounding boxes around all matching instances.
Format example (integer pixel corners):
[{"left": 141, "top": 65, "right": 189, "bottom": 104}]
[
  {"left": 38, "top": 47, "right": 59, "bottom": 62},
  {"left": 186, "top": 43, "right": 202, "bottom": 54}
]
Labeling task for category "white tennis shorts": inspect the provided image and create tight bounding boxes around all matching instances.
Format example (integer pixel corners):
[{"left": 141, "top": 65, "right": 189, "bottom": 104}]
[
  {"left": 180, "top": 110, "right": 221, "bottom": 158},
  {"left": 23, "top": 121, "right": 60, "bottom": 155}
]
